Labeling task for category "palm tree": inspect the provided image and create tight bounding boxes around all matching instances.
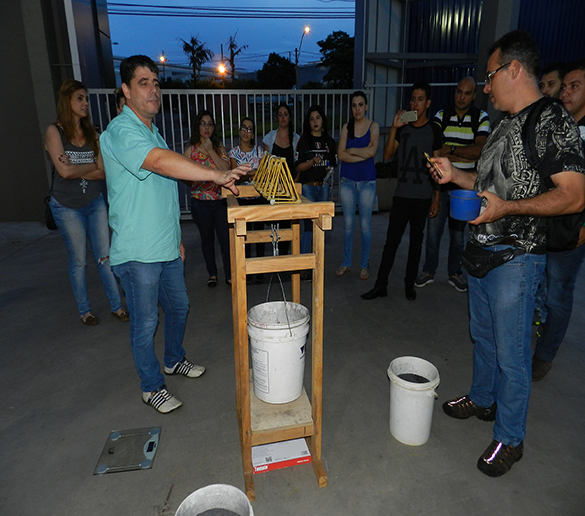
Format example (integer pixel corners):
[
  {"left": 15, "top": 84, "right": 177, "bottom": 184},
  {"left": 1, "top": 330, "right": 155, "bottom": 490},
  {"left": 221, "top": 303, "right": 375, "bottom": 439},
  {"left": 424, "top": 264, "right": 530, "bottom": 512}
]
[
  {"left": 227, "top": 31, "right": 248, "bottom": 81},
  {"left": 180, "top": 35, "right": 213, "bottom": 84}
]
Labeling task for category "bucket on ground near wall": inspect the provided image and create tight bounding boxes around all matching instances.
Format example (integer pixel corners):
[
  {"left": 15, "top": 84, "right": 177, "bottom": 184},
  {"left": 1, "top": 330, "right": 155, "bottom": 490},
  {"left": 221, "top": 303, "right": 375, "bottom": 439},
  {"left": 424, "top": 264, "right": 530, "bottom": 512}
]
[
  {"left": 175, "top": 484, "right": 254, "bottom": 516},
  {"left": 248, "top": 301, "right": 310, "bottom": 404},
  {"left": 450, "top": 189, "right": 482, "bottom": 221},
  {"left": 387, "top": 356, "right": 440, "bottom": 446}
]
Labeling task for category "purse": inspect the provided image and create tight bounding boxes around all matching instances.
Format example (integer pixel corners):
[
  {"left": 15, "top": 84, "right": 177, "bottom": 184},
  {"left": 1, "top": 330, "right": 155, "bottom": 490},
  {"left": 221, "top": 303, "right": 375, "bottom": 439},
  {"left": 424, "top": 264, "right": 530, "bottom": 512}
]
[
  {"left": 461, "top": 241, "right": 526, "bottom": 279},
  {"left": 44, "top": 196, "right": 57, "bottom": 230}
]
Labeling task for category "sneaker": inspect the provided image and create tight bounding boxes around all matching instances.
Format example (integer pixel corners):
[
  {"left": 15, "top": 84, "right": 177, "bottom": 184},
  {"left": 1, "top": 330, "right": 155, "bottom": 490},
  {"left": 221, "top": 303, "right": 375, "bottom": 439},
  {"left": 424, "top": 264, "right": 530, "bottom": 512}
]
[
  {"left": 414, "top": 272, "right": 434, "bottom": 288},
  {"left": 142, "top": 385, "right": 182, "bottom": 414},
  {"left": 477, "top": 439, "right": 524, "bottom": 477},
  {"left": 164, "top": 357, "right": 206, "bottom": 378},
  {"left": 448, "top": 274, "right": 468, "bottom": 292},
  {"left": 442, "top": 395, "right": 496, "bottom": 421},
  {"left": 532, "top": 355, "right": 552, "bottom": 382}
]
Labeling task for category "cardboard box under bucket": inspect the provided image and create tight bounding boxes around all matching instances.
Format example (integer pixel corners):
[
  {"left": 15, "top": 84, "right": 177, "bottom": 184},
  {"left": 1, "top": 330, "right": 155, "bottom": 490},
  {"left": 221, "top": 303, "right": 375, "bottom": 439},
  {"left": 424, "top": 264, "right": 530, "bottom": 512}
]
[
  {"left": 387, "top": 356, "right": 440, "bottom": 446},
  {"left": 252, "top": 438, "right": 312, "bottom": 473}
]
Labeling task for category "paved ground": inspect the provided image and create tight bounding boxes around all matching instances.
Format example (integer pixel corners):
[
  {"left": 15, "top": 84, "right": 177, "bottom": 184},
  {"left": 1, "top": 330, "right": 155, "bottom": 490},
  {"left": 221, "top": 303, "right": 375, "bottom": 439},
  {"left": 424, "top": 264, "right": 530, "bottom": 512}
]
[{"left": 1, "top": 213, "right": 584, "bottom": 516}]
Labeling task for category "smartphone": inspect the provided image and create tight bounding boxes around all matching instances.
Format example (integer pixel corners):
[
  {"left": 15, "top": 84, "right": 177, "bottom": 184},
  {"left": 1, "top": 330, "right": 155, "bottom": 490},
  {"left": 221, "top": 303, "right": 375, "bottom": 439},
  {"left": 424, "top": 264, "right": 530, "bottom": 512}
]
[
  {"left": 424, "top": 152, "right": 442, "bottom": 178},
  {"left": 400, "top": 110, "right": 418, "bottom": 123}
]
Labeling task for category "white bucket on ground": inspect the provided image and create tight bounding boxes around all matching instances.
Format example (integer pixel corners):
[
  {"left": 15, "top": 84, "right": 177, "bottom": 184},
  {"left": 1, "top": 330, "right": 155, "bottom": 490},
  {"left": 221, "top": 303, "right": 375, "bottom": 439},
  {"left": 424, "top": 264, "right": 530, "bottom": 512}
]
[
  {"left": 175, "top": 484, "right": 254, "bottom": 516},
  {"left": 248, "top": 301, "right": 310, "bottom": 404},
  {"left": 387, "top": 356, "right": 440, "bottom": 446}
]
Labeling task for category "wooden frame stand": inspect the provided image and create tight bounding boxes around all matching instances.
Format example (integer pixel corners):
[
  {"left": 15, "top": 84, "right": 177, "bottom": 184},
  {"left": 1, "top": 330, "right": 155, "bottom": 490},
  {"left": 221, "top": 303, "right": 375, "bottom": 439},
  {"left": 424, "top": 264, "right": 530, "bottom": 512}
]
[{"left": 225, "top": 185, "right": 334, "bottom": 501}]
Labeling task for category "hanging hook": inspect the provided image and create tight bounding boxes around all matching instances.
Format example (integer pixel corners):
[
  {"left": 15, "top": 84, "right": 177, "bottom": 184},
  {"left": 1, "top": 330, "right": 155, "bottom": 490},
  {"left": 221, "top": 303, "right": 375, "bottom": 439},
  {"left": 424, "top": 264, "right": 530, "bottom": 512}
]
[{"left": 270, "top": 223, "right": 280, "bottom": 257}]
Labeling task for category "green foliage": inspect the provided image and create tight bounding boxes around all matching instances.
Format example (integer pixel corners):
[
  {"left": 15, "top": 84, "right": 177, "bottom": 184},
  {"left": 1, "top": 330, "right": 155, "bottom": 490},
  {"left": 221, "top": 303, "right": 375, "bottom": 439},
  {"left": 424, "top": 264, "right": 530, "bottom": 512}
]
[
  {"left": 179, "top": 35, "right": 213, "bottom": 84},
  {"left": 159, "top": 77, "right": 188, "bottom": 89},
  {"left": 256, "top": 53, "right": 296, "bottom": 89},
  {"left": 317, "top": 31, "right": 354, "bottom": 88},
  {"left": 301, "top": 81, "right": 324, "bottom": 90},
  {"left": 229, "top": 78, "right": 260, "bottom": 89},
  {"left": 227, "top": 31, "right": 248, "bottom": 81}
]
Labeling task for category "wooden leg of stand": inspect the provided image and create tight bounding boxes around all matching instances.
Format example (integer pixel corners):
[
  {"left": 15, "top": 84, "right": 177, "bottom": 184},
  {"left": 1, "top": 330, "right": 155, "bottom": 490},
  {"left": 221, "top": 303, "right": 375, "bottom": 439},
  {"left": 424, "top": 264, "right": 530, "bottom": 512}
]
[
  {"left": 230, "top": 225, "right": 255, "bottom": 500},
  {"left": 309, "top": 220, "right": 327, "bottom": 487}
]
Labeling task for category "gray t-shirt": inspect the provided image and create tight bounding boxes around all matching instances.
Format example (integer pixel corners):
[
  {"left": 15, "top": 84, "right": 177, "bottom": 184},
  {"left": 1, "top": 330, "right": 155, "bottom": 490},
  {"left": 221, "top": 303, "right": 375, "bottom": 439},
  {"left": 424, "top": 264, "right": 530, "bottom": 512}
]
[
  {"left": 394, "top": 121, "right": 442, "bottom": 199},
  {"left": 50, "top": 125, "right": 102, "bottom": 209}
]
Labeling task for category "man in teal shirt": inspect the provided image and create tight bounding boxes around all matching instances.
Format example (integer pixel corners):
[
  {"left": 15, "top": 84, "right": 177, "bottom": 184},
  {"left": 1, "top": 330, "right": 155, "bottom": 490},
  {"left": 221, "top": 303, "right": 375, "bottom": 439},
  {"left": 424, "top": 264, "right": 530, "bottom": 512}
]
[{"left": 101, "top": 55, "right": 249, "bottom": 413}]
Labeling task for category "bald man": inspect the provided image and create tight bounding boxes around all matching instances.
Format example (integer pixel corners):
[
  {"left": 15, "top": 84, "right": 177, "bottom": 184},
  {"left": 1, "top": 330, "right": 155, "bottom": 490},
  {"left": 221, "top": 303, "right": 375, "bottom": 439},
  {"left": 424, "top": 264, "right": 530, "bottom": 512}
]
[{"left": 415, "top": 76, "right": 490, "bottom": 293}]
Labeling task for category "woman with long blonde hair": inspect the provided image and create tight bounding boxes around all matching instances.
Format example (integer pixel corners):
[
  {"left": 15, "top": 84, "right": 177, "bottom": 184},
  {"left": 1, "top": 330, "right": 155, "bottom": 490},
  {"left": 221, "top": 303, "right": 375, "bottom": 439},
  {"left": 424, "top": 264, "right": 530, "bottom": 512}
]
[{"left": 45, "top": 79, "right": 128, "bottom": 325}]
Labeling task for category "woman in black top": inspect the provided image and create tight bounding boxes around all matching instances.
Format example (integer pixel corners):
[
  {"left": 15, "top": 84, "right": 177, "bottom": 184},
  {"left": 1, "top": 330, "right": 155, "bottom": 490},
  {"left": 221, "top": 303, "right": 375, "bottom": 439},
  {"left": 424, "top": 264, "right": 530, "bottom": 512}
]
[{"left": 45, "top": 80, "right": 128, "bottom": 325}]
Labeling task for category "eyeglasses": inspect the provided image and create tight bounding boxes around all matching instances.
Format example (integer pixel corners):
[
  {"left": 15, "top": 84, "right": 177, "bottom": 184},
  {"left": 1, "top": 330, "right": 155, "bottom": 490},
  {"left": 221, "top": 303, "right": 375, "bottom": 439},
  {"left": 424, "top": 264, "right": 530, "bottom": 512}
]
[
  {"left": 199, "top": 121, "right": 214, "bottom": 128},
  {"left": 485, "top": 62, "right": 512, "bottom": 85},
  {"left": 240, "top": 126, "right": 254, "bottom": 133}
]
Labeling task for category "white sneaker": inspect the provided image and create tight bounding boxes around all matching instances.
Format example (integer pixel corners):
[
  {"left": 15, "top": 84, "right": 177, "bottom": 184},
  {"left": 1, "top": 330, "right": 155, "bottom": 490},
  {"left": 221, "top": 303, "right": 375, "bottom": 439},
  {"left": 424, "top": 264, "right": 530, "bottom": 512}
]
[
  {"left": 142, "top": 385, "right": 182, "bottom": 414},
  {"left": 164, "top": 357, "right": 205, "bottom": 378}
]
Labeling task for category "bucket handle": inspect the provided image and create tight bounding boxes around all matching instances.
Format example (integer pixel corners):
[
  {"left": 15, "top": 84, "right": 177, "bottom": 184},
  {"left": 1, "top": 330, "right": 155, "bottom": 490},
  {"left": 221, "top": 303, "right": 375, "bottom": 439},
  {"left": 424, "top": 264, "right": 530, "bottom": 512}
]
[
  {"left": 265, "top": 274, "right": 293, "bottom": 337},
  {"left": 428, "top": 389, "right": 439, "bottom": 399}
]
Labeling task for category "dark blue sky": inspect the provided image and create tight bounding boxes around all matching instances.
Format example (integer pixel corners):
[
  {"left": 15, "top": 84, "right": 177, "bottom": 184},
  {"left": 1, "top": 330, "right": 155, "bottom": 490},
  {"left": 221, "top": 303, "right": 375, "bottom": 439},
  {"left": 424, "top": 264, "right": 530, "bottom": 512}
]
[{"left": 108, "top": 0, "right": 355, "bottom": 73}]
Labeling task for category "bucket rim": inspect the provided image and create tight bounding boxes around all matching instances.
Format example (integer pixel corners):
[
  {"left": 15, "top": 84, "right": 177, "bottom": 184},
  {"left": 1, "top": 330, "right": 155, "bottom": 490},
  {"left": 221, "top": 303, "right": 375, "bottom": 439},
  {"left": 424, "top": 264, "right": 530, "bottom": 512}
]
[
  {"left": 248, "top": 301, "right": 310, "bottom": 330},
  {"left": 175, "top": 483, "right": 253, "bottom": 516},
  {"left": 387, "top": 356, "right": 440, "bottom": 391}
]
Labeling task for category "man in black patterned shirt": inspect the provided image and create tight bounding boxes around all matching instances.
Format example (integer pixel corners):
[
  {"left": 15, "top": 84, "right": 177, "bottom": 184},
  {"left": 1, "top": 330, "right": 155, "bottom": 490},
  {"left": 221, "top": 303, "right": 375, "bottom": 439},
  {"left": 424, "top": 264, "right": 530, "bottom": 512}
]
[{"left": 429, "top": 31, "right": 585, "bottom": 477}]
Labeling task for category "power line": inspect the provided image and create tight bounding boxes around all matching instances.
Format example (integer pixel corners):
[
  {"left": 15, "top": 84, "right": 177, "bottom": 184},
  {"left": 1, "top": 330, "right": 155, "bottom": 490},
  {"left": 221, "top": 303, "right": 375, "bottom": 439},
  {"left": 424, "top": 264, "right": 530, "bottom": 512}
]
[{"left": 107, "top": 2, "right": 354, "bottom": 19}]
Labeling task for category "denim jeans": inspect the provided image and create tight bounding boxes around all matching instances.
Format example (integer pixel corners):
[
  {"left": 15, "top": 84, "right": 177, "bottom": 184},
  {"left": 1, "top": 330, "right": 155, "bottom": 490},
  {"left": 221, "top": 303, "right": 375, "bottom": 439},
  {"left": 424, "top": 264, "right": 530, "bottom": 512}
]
[
  {"left": 50, "top": 194, "right": 122, "bottom": 316},
  {"left": 300, "top": 183, "right": 331, "bottom": 254},
  {"left": 422, "top": 191, "right": 466, "bottom": 277},
  {"left": 468, "top": 248, "right": 545, "bottom": 446},
  {"left": 190, "top": 198, "right": 231, "bottom": 280},
  {"left": 112, "top": 258, "right": 189, "bottom": 393},
  {"left": 374, "top": 196, "right": 431, "bottom": 290},
  {"left": 339, "top": 177, "right": 376, "bottom": 269},
  {"left": 534, "top": 245, "right": 585, "bottom": 362}
]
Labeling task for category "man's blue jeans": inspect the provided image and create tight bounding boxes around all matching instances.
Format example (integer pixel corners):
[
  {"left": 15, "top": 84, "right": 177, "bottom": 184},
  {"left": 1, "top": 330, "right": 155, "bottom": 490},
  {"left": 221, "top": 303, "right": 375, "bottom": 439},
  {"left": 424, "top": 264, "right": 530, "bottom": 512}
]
[
  {"left": 468, "top": 249, "right": 545, "bottom": 446},
  {"left": 300, "top": 183, "right": 331, "bottom": 254},
  {"left": 422, "top": 191, "right": 466, "bottom": 277},
  {"left": 534, "top": 245, "right": 585, "bottom": 362},
  {"left": 113, "top": 258, "right": 189, "bottom": 393},
  {"left": 339, "top": 177, "right": 376, "bottom": 269},
  {"left": 50, "top": 194, "right": 122, "bottom": 316}
]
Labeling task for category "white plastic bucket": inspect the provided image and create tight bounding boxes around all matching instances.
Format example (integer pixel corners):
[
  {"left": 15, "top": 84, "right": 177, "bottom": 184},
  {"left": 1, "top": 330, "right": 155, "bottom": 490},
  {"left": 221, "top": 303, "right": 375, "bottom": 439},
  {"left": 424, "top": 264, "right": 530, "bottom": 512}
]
[
  {"left": 248, "top": 301, "right": 310, "bottom": 404},
  {"left": 387, "top": 356, "right": 440, "bottom": 446},
  {"left": 175, "top": 484, "right": 254, "bottom": 516}
]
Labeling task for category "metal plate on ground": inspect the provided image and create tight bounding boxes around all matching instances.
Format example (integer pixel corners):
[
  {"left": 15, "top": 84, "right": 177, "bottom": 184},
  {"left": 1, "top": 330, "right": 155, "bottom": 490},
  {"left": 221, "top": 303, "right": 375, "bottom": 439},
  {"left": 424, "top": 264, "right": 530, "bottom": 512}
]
[{"left": 94, "top": 427, "right": 161, "bottom": 475}]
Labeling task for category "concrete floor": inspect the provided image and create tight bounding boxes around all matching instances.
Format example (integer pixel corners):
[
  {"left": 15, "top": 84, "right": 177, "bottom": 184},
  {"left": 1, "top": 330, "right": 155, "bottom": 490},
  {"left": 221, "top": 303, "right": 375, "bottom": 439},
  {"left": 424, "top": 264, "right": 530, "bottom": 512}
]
[{"left": 1, "top": 213, "right": 584, "bottom": 516}]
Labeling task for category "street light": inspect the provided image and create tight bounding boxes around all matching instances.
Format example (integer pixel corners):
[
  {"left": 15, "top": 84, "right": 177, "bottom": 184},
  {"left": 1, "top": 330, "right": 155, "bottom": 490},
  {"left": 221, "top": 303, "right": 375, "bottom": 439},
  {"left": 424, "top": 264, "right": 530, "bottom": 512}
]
[
  {"left": 218, "top": 63, "right": 226, "bottom": 85},
  {"left": 295, "top": 26, "right": 310, "bottom": 90},
  {"left": 159, "top": 51, "right": 167, "bottom": 80}
]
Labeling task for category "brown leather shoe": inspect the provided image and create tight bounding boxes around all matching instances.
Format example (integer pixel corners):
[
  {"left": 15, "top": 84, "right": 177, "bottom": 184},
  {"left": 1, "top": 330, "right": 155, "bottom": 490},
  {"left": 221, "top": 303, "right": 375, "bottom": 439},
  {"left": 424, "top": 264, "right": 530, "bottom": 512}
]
[
  {"left": 111, "top": 310, "right": 130, "bottom": 322},
  {"left": 81, "top": 313, "right": 99, "bottom": 326}
]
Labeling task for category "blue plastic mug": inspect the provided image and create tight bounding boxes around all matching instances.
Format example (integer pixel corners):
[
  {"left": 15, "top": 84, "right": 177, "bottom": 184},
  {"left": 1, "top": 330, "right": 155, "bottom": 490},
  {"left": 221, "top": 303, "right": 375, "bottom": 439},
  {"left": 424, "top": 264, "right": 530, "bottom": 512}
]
[{"left": 450, "top": 190, "right": 482, "bottom": 221}]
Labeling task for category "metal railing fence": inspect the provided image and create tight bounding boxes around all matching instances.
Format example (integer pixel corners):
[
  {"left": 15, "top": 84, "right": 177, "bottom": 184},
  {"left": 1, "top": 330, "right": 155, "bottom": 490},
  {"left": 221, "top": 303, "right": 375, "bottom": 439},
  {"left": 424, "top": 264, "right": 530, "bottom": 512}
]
[{"left": 88, "top": 84, "right": 461, "bottom": 213}]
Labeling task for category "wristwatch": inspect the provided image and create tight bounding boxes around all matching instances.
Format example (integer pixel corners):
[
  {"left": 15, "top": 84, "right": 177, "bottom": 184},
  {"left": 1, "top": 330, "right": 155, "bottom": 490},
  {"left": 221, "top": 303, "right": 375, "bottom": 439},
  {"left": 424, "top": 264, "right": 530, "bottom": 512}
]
[{"left": 450, "top": 145, "right": 455, "bottom": 155}]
